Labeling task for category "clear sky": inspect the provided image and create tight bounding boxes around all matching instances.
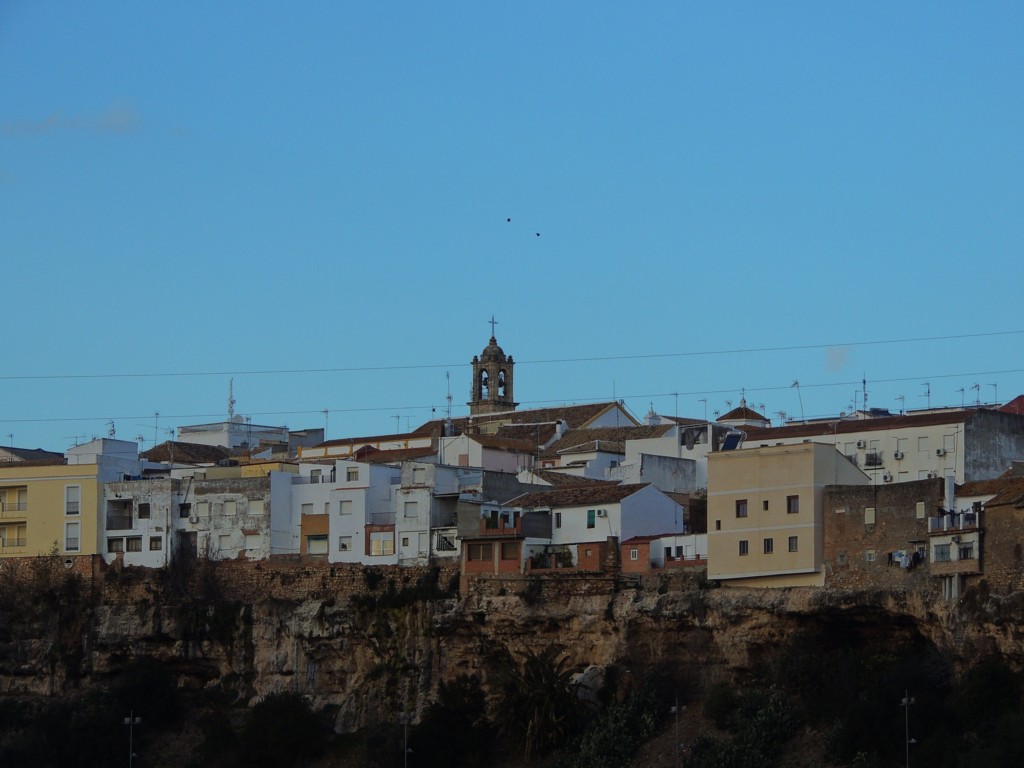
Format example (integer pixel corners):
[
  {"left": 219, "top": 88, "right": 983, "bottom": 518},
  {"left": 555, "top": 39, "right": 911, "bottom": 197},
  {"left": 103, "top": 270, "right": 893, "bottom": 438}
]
[{"left": 2, "top": 2, "right": 1022, "bottom": 452}]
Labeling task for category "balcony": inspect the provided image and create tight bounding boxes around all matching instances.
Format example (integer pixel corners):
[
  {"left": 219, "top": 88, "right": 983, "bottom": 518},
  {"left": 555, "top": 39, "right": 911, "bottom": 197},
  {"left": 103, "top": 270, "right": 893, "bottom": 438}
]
[
  {"left": 0, "top": 501, "right": 27, "bottom": 519},
  {"left": 478, "top": 517, "right": 523, "bottom": 537},
  {"left": 928, "top": 512, "right": 980, "bottom": 534},
  {"left": 0, "top": 537, "right": 27, "bottom": 552}
]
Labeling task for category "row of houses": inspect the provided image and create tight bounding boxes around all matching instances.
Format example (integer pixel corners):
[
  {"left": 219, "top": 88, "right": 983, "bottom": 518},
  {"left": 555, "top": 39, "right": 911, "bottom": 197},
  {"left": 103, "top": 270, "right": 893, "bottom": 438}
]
[{"left": 3, "top": 334, "right": 1024, "bottom": 599}]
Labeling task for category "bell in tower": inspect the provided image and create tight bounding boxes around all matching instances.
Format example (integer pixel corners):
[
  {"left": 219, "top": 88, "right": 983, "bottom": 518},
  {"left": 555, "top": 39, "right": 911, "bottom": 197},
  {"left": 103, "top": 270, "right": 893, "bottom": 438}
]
[{"left": 469, "top": 319, "right": 517, "bottom": 416}]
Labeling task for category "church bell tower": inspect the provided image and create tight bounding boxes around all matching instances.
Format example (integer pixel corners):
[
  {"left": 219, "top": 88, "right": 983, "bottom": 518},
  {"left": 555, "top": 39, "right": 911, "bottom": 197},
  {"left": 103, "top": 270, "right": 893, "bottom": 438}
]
[{"left": 469, "top": 319, "right": 517, "bottom": 416}]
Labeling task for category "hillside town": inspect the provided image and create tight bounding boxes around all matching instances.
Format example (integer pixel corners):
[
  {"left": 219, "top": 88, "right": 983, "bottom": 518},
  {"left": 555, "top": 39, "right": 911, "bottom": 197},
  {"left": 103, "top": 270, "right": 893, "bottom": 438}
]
[{"left": 3, "top": 333, "right": 1024, "bottom": 601}]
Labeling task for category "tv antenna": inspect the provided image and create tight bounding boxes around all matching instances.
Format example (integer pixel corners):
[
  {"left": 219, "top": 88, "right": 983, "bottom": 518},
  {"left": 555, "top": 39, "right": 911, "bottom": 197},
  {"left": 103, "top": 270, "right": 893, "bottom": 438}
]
[{"left": 921, "top": 382, "right": 931, "bottom": 409}]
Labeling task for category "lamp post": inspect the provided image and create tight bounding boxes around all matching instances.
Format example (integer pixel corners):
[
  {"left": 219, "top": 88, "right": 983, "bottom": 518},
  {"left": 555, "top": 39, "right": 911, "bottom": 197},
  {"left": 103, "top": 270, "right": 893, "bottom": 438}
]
[
  {"left": 670, "top": 697, "right": 685, "bottom": 768},
  {"left": 900, "top": 690, "right": 915, "bottom": 768},
  {"left": 123, "top": 710, "right": 141, "bottom": 768}
]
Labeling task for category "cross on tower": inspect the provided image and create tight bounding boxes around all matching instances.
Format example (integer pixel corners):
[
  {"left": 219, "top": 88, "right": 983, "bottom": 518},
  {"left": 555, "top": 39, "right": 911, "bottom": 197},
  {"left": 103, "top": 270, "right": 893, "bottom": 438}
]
[{"left": 488, "top": 315, "right": 499, "bottom": 337}]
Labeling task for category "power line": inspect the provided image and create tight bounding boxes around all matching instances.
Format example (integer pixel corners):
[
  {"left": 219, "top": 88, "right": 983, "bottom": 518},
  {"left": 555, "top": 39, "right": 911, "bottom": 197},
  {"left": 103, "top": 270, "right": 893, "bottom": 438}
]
[
  {"left": 2, "top": 366, "right": 1022, "bottom": 427},
  {"left": 0, "top": 329, "right": 1020, "bottom": 382}
]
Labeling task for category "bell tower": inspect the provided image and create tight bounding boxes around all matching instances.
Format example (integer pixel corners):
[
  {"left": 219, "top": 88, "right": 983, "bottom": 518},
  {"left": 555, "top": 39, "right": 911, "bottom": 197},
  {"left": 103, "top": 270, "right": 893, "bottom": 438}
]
[{"left": 469, "top": 317, "right": 517, "bottom": 416}]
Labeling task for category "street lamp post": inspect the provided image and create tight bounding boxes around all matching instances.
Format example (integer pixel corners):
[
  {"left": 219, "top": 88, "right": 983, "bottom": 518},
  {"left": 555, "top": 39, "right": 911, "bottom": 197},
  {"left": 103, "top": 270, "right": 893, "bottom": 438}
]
[
  {"left": 124, "top": 710, "right": 141, "bottom": 768},
  {"left": 670, "top": 697, "right": 686, "bottom": 768},
  {"left": 900, "top": 690, "right": 915, "bottom": 768}
]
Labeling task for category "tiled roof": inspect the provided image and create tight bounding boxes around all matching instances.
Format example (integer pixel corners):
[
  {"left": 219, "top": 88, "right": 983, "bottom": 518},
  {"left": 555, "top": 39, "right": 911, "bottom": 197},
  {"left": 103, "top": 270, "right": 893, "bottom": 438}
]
[
  {"left": 958, "top": 478, "right": 1013, "bottom": 497},
  {"left": 977, "top": 477, "right": 1024, "bottom": 509},
  {"left": 492, "top": 423, "right": 560, "bottom": 446},
  {"left": 534, "top": 471, "right": 620, "bottom": 488},
  {"left": 468, "top": 434, "right": 537, "bottom": 452},
  {"left": 719, "top": 405, "right": 768, "bottom": 422},
  {"left": 542, "top": 424, "right": 672, "bottom": 458},
  {"left": 999, "top": 395, "right": 1024, "bottom": 415},
  {"left": 0, "top": 446, "right": 64, "bottom": 462},
  {"left": 743, "top": 409, "right": 978, "bottom": 441},
  {"left": 508, "top": 483, "right": 650, "bottom": 508},
  {"left": 414, "top": 401, "right": 631, "bottom": 438},
  {"left": 353, "top": 446, "right": 438, "bottom": 464},
  {"left": 142, "top": 441, "right": 233, "bottom": 464}
]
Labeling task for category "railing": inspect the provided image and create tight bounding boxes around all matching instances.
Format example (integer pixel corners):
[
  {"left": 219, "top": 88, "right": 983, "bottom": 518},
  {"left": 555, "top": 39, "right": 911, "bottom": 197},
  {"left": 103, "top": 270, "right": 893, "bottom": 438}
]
[
  {"left": 0, "top": 502, "right": 28, "bottom": 518},
  {"left": 928, "top": 512, "right": 979, "bottom": 533},
  {"left": 0, "top": 538, "right": 27, "bottom": 551},
  {"left": 479, "top": 518, "right": 523, "bottom": 536},
  {"left": 105, "top": 515, "right": 134, "bottom": 531}
]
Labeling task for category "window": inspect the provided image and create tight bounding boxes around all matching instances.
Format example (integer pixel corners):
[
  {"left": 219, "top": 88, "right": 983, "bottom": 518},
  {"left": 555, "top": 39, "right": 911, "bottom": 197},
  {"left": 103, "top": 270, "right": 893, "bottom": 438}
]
[
  {"left": 467, "top": 542, "right": 493, "bottom": 561},
  {"left": 339, "top": 500, "right": 352, "bottom": 515},
  {"left": 413, "top": 467, "right": 426, "bottom": 484},
  {"left": 630, "top": 548, "right": 639, "bottom": 561},
  {"left": 934, "top": 544, "right": 951, "bottom": 562},
  {"left": 763, "top": 538, "right": 774, "bottom": 554},
  {"left": 739, "top": 540, "right": 749, "bottom": 556},
  {"left": 370, "top": 531, "right": 394, "bottom": 556},
  {"left": 735, "top": 500, "right": 748, "bottom": 518},
  {"left": 715, "top": 520, "right": 721, "bottom": 531},
  {"left": 107, "top": 538, "right": 124, "bottom": 553},
  {"left": 65, "top": 522, "right": 80, "bottom": 552},
  {"left": 587, "top": 509, "right": 596, "bottom": 529},
  {"left": 864, "top": 507, "right": 876, "bottom": 525},
  {"left": 310, "top": 469, "right": 322, "bottom": 483},
  {"left": 346, "top": 467, "right": 359, "bottom": 482},
  {"left": 224, "top": 500, "right": 237, "bottom": 515},
  {"left": 250, "top": 499, "right": 266, "bottom": 515},
  {"left": 788, "top": 536, "right": 798, "bottom": 552},
  {"left": 339, "top": 536, "right": 352, "bottom": 552},
  {"left": 401, "top": 537, "right": 410, "bottom": 547},
  {"left": 301, "top": 503, "right": 314, "bottom": 516},
  {"left": 138, "top": 502, "right": 151, "bottom": 519},
  {"left": 65, "top": 485, "right": 80, "bottom": 515},
  {"left": 179, "top": 503, "right": 191, "bottom": 519},
  {"left": 306, "top": 534, "right": 329, "bottom": 555},
  {"left": 149, "top": 536, "right": 162, "bottom": 551},
  {"left": 554, "top": 512, "right": 562, "bottom": 529},
  {"left": 762, "top": 500, "right": 769, "bottom": 511},
  {"left": 958, "top": 544, "right": 975, "bottom": 560},
  {"left": 918, "top": 436, "right": 928, "bottom": 452},
  {"left": 404, "top": 501, "right": 418, "bottom": 518},
  {"left": 916, "top": 501, "right": 926, "bottom": 520},
  {"left": 665, "top": 546, "right": 673, "bottom": 561},
  {"left": 218, "top": 534, "right": 232, "bottom": 552},
  {"left": 837, "top": 551, "right": 847, "bottom": 566},
  {"left": 245, "top": 534, "right": 261, "bottom": 550},
  {"left": 865, "top": 549, "right": 876, "bottom": 563},
  {"left": 197, "top": 502, "right": 210, "bottom": 517},
  {"left": 786, "top": 495, "right": 799, "bottom": 514},
  {"left": 126, "top": 537, "right": 142, "bottom": 552},
  {"left": 501, "top": 542, "right": 518, "bottom": 560}
]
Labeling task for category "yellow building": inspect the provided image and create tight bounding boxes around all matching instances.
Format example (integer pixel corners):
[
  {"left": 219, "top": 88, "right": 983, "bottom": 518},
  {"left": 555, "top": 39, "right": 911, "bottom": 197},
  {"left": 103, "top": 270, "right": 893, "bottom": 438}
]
[
  {"left": 0, "top": 462, "right": 104, "bottom": 558},
  {"left": 707, "top": 442, "right": 869, "bottom": 587}
]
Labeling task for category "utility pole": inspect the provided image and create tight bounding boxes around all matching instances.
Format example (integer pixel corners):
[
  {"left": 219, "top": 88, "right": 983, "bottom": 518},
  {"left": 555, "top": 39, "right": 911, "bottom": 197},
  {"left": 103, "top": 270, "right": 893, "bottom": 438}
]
[
  {"left": 901, "top": 690, "right": 915, "bottom": 768},
  {"left": 124, "top": 710, "right": 141, "bottom": 768}
]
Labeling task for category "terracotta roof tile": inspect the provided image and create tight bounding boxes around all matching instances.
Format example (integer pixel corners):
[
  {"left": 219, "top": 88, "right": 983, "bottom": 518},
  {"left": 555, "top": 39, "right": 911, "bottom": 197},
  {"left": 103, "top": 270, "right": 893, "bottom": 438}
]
[
  {"left": 508, "top": 483, "right": 650, "bottom": 508},
  {"left": 743, "top": 409, "right": 978, "bottom": 441},
  {"left": 142, "top": 441, "right": 233, "bottom": 464}
]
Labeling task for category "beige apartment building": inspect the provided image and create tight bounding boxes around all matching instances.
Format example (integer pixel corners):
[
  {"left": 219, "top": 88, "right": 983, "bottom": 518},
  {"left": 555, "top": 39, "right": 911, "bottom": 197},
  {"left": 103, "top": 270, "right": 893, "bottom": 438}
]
[{"left": 707, "top": 442, "right": 870, "bottom": 587}]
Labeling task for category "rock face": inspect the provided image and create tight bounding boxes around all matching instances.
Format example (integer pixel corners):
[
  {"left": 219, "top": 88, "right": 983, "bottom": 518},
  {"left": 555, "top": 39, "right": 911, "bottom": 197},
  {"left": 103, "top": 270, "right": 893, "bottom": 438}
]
[{"left": 2, "top": 555, "right": 1023, "bottom": 734}]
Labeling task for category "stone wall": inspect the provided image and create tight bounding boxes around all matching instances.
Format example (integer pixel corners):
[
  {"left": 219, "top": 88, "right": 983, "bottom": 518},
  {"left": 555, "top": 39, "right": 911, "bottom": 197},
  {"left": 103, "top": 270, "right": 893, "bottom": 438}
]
[{"left": 823, "top": 479, "right": 943, "bottom": 591}]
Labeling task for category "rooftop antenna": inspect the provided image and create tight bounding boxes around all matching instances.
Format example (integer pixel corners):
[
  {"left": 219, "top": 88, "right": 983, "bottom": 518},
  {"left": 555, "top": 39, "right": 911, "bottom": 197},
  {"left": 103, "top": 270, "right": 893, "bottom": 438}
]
[
  {"left": 896, "top": 395, "right": 906, "bottom": 415},
  {"left": 394, "top": 415, "right": 401, "bottom": 433},
  {"left": 862, "top": 374, "right": 868, "bottom": 412},
  {"left": 792, "top": 380, "right": 805, "bottom": 420},
  {"left": 775, "top": 410, "right": 787, "bottom": 425},
  {"left": 971, "top": 383, "right": 980, "bottom": 406},
  {"left": 713, "top": 409, "right": 720, "bottom": 418},
  {"left": 989, "top": 383, "right": 998, "bottom": 405},
  {"left": 724, "top": 399, "right": 732, "bottom": 410},
  {"left": 323, "top": 409, "right": 329, "bottom": 437},
  {"left": 135, "top": 434, "right": 145, "bottom": 446},
  {"left": 107, "top": 421, "right": 116, "bottom": 437},
  {"left": 699, "top": 398, "right": 707, "bottom": 421},
  {"left": 921, "top": 382, "right": 931, "bottom": 409},
  {"left": 6, "top": 433, "right": 13, "bottom": 449},
  {"left": 446, "top": 371, "right": 453, "bottom": 420},
  {"left": 228, "top": 378, "right": 236, "bottom": 420},
  {"left": 956, "top": 387, "right": 965, "bottom": 408},
  {"left": 673, "top": 392, "right": 678, "bottom": 419},
  {"left": 153, "top": 413, "right": 159, "bottom": 447}
]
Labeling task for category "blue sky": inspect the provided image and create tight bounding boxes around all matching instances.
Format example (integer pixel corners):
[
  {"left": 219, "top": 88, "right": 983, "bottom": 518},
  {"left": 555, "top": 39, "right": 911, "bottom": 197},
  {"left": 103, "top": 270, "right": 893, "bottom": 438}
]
[{"left": 2, "top": 2, "right": 1022, "bottom": 451}]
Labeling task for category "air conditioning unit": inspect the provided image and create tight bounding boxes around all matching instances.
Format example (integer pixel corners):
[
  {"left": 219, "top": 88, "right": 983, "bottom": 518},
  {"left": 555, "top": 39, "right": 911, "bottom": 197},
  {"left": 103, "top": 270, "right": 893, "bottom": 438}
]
[
  {"left": 883, "top": 472, "right": 893, "bottom": 483},
  {"left": 926, "top": 472, "right": 937, "bottom": 479},
  {"left": 188, "top": 512, "right": 198, "bottom": 524},
  {"left": 893, "top": 451, "right": 904, "bottom": 460},
  {"left": 951, "top": 535, "right": 960, "bottom": 543},
  {"left": 856, "top": 440, "right": 866, "bottom": 449},
  {"left": 596, "top": 509, "right": 608, "bottom": 518},
  {"left": 936, "top": 448, "right": 947, "bottom": 457}
]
